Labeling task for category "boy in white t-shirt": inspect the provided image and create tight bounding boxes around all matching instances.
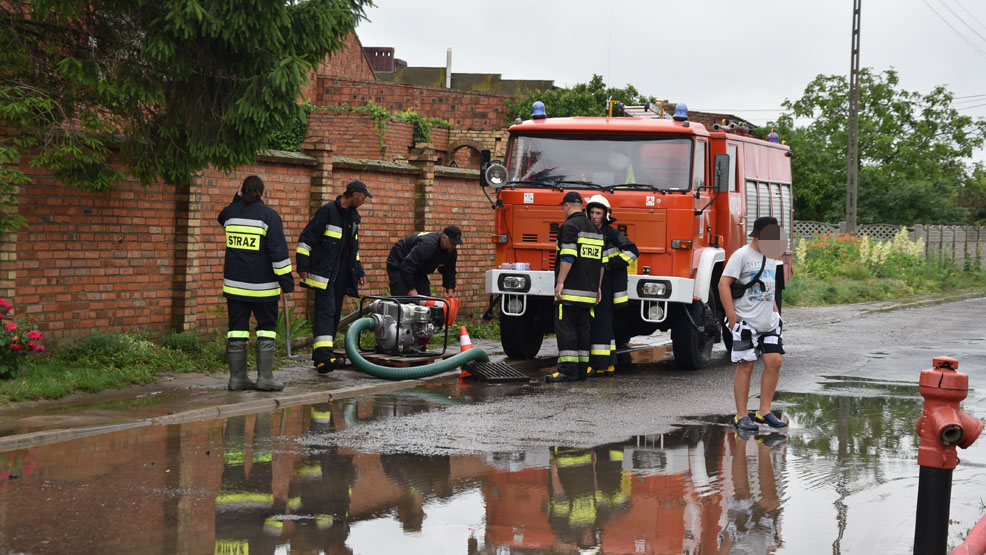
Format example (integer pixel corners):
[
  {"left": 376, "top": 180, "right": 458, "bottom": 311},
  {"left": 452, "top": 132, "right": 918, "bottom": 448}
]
[{"left": 718, "top": 217, "right": 788, "bottom": 432}]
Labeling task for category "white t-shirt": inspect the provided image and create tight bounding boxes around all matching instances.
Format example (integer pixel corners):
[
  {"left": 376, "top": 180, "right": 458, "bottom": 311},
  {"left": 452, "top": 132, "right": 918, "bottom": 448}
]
[{"left": 723, "top": 244, "right": 780, "bottom": 332}]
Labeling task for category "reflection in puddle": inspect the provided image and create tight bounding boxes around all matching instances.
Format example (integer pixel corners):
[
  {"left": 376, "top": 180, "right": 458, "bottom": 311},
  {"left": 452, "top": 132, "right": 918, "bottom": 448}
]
[{"left": 0, "top": 387, "right": 983, "bottom": 553}]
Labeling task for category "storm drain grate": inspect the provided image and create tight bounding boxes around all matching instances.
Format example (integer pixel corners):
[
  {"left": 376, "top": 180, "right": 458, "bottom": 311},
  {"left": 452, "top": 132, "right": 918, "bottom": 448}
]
[{"left": 462, "top": 361, "right": 529, "bottom": 382}]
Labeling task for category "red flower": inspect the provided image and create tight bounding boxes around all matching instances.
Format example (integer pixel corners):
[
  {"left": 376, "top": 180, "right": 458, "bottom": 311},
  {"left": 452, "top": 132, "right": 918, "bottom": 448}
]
[
  {"left": 36, "top": 345, "right": 45, "bottom": 353},
  {"left": 27, "top": 330, "right": 42, "bottom": 341},
  {"left": 0, "top": 298, "right": 8, "bottom": 309},
  {"left": 10, "top": 343, "right": 24, "bottom": 351},
  {"left": 27, "top": 341, "right": 37, "bottom": 352},
  {"left": 4, "top": 322, "right": 15, "bottom": 332}
]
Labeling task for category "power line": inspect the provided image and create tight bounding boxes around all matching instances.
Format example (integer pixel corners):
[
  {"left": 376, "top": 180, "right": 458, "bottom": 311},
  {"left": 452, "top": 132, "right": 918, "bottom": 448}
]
[
  {"left": 934, "top": 0, "right": 986, "bottom": 47},
  {"left": 954, "top": 93, "right": 986, "bottom": 100},
  {"left": 953, "top": 0, "right": 986, "bottom": 37},
  {"left": 921, "top": 0, "right": 986, "bottom": 60},
  {"left": 956, "top": 101, "right": 986, "bottom": 110}
]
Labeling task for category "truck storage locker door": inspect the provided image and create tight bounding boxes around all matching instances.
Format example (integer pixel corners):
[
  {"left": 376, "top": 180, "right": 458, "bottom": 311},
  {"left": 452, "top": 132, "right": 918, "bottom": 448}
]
[{"left": 745, "top": 180, "right": 758, "bottom": 242}]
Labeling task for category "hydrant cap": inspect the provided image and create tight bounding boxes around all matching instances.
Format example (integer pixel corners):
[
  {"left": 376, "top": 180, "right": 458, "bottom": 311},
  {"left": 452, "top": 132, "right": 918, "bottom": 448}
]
[{"left": 933, "top": 356, "right": 958, "bottom": 370}]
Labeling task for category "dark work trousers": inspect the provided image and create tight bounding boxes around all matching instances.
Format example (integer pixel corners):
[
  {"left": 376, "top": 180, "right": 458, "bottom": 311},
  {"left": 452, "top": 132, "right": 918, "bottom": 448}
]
[
  {"left": 589, "top": 271, "right": 615, "bottom": 370},
  {"left": 387, "top": 264, "right": 431, "bottom": 297},
  {"left": 227, "top": 299, "right": 278, "bottom": 342},
  {"left": 312, "top": 269, "right": 350, "bottom": 364},
  {"left": 554, "top": 302, "right": 592, "bottom": 379}
]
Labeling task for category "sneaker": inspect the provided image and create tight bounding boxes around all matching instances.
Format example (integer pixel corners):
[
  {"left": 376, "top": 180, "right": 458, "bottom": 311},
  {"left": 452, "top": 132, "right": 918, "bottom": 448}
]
[
  {"left": 586, "top": 367, "right": 601, "bottom": 378},
  {"left": 545, "top": 371, "right": 578, "bottom": 383},
  {"left": 754, "top": 411, "right": 788, "bottom": 429},
  {"left": 760, "top": 433, "right": 788, "bottom": 448},
  {"left": 734, "top": 415, "right": 758, "bottom": 431},
  {"left": 315, "top": 360, "right": 334, "bottom": 374},
  {"left": 601, "top": 365, "right": 616, "bottom": 377}
]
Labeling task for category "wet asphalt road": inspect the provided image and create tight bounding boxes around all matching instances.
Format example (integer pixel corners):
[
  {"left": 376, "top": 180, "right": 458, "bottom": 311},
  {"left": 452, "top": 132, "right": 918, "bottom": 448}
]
[{"left": 319, "top": 297, "right": 986, "bottom": 455}]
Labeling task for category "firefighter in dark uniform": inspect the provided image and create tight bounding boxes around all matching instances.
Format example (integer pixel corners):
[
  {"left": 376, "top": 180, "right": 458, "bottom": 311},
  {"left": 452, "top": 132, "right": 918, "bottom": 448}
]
[
  {"left": 297, "top": 180, "right": 371, "bottom": 373},
  {"left": 546, "top": 191, "right": 604, "bottom": 383},
  {"left": 585, "top": 194, "right": 639, "bottom": 377},
  {"left": 218, "top": 175, "right": 294, "bottom": 391},
  {"left": 385, "top": 225, "right": 462, "bottom": 297}
]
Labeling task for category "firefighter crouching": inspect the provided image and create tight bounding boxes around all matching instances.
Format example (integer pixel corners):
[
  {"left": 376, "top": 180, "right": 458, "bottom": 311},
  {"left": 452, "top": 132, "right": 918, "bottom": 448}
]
[
  {"left": 297, "top": 180, "right": 371, "bottom": 373},
  {"left": 218, "top": 175, "right": 295, "bottom": 391},
  {"left": 385, "top": 225, "right": 463, "bottom": 298},
  {"left": 585, "top": 194, "right": 639, "bottom": 377},
  {"left": 547, "top": 191, "right": 604, "bottom": 383}
]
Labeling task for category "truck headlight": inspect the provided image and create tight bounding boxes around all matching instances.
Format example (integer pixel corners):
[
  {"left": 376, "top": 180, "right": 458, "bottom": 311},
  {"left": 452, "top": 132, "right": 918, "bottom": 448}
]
[
  {"left": 498, "top": 274, "right": 531, "bottom": 292},
  {"left": 638, "top": 280, "right": 670, "bottom": 298},
  {"left": 484, "top": 163, "right": 508, "bottom": 187}
]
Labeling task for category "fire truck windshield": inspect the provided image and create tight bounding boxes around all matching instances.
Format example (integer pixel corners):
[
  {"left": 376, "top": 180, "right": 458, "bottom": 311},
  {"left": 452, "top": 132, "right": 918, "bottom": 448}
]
[{"left": 507, "top": 135, "right": 694, "bottom": 191}]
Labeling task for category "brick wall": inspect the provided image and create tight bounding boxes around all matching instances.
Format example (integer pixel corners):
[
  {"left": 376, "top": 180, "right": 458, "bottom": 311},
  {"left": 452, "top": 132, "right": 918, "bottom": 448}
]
[
  {"left": 4, "top": 114, "right": 502, "bottom": 345},
  {"left": 316, "top": 76, "right": 511, "bottom": 131},
  {"left": 10, "top": 166, "right": 179, "bottom": 337},
  {"left": 427, "top": 169, "right": 497, "bottom": 318}
]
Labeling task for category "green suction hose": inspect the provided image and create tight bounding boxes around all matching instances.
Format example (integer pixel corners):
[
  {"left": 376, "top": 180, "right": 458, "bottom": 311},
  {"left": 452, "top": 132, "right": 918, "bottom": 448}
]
[{"left": 345, "top": 317, "right": 489, "bottom": 380}]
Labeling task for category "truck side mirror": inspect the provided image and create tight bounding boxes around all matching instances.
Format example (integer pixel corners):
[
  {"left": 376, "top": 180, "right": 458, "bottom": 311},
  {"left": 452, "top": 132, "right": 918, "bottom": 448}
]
[
  {"left": 713, "top": 153, "right": 730, "bottom": 193},
  {"left": 479, "top": 149, "right": 492, "bottom": 187}
]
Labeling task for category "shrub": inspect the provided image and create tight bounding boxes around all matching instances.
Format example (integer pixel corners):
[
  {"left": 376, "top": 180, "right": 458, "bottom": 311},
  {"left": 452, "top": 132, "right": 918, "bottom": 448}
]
[{"left": 0, "top": 298, "right": 45, "bottom": 379}]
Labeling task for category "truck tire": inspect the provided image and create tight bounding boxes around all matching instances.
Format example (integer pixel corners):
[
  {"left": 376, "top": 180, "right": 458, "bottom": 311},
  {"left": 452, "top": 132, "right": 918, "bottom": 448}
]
[
  {"left": 671, "top": 302, "right": 714, "bottom": 370},
  {"left": 500, "top": 312, "right": 543, "bottom": 360}
]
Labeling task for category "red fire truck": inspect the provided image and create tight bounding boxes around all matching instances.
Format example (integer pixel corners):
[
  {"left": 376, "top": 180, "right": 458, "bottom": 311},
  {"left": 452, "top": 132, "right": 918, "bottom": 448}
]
[{"left": 481, "top": 103, "right": 793, "bottom": 369}]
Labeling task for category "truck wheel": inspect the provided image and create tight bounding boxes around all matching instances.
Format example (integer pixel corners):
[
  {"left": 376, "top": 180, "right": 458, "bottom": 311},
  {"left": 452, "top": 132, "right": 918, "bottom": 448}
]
[
  {"left": 500, "top": 312, "right": 543, "bottom": 360},
  {"left": 671, "top": 302, "right": 714, "bottom": 370}
]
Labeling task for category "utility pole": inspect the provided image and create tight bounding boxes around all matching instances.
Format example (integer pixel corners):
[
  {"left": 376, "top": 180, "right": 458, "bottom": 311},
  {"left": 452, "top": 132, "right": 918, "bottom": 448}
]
[{"left": 846, "top": 0, "right": 861, "bottom": 234}]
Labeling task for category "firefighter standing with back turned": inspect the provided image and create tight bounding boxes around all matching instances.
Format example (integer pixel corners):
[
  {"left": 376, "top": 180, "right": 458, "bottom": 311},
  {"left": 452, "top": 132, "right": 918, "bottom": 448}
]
[
  {"left": 218, "top": 175, "right": 295, "bottom": 391},
  {"left": 585, "top": 194, "right": 638, "bottom": 377},
  {"left": 297, "top": 180, "right": 371, "bottom": 374},
  {"left": 547, "top": 191, "right": 605, "bottom": 383}
]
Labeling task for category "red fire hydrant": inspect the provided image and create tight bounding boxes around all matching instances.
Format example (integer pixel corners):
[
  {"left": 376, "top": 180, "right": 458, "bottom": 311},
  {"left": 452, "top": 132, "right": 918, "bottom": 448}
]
[{"left": 914, "top": 356, "right": 984, "bottom": 555}]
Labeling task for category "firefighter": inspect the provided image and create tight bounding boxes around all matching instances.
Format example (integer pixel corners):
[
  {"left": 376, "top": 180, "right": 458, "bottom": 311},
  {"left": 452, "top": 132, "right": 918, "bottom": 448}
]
[
  {"left": 218, "top": 175, "right": 294, "bottom": 391},
  {"left": 386, "top": 225, "right": 462, "bottom": 297},
  {"left": 546, "top": 191, "right": 604, "bottom": 383},
  {"left": 585, "top": 194, "right": 638, "bottom": 377},
  {"left": 297, "top": 180, "right": 371, "bottom": 373}
]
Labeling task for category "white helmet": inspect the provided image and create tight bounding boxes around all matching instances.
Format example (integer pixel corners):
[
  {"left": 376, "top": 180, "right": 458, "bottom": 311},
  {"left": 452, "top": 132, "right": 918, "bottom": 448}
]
[{"left": 585, "top": 194, "right": 614, "bottom": 222}]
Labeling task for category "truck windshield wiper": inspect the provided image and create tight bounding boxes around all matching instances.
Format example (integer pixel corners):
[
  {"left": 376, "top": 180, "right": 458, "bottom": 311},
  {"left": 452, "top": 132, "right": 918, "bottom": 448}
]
[
  {"left": 553, "top": 180, "right": 607, "bottom": 190},
  {"left": 503, "top": 179, "right": 563, "bottom": 190},
  {"left": 609, "top": 183, "right": 665, "bottom": 192}
]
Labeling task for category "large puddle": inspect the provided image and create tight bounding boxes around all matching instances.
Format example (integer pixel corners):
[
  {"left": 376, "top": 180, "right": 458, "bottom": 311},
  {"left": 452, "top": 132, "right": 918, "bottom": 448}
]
[{"left": 1, "top": 378, "right": 984, "bottom": 554}]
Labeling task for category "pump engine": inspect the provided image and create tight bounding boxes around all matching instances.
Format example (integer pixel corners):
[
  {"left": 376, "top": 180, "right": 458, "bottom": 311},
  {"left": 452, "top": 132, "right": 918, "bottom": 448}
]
[{"left": 365, "top": 299, "right": 447, "bottom": 354}]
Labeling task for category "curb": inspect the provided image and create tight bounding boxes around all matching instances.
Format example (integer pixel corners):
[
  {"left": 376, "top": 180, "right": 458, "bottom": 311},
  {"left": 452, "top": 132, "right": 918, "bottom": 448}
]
[
  {"left": 0, "top": 370, "right": 461, "bottom": 452},
  {"left": 860, "top": 291, "right": 986, "bottom": 314}
]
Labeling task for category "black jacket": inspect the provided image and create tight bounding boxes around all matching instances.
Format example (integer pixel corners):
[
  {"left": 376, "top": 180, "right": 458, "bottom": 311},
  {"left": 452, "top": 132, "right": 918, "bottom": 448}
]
[
  {"left": 296, "top": 196, "right": 365, "bottom": 295},
  {"left": 600, "top": 223, "right": 639, "bottom": 306},
  {"left": 555, "top": 212, "right": 603, "bottom": 306},
  {"left": 386, "top": 232, "right": 457, "bottom": 290},
  {"left": 218, "top": 195, "right": 294, "bottom": 302}
]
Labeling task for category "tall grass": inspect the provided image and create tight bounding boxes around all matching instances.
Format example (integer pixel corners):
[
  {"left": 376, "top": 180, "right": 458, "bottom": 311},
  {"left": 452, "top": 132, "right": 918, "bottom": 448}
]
[{"left": 786, "top": 228, "right": 986, "bottom": 306}]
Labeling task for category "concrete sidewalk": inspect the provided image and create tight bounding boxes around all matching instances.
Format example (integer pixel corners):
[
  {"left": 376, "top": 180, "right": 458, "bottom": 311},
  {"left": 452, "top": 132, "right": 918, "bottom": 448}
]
[{"left": 0, "top": 329, "right": 676, "bottom": 451}]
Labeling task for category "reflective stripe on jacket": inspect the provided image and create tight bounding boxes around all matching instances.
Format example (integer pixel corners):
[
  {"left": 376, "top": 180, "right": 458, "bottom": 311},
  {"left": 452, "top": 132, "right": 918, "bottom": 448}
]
[
  {"left": 555, "top": 212, "right": 603, "bottom": 306},
  {"left": 296, "top": 196, "right": 364, "bottom": 295},
  {"left": 218, "top": 195, "right": 294, "bottom": 302}
]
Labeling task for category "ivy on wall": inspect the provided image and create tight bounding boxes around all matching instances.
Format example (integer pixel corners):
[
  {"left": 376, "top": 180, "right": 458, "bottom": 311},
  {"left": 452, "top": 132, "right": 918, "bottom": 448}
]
[{"left": 267, "top": 101, "right": 453, "bottom": 152}]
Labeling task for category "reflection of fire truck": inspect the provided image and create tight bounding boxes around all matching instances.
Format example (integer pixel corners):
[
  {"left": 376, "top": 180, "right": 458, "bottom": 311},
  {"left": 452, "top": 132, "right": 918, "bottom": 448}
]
[{"left": 482, "top": 103, "right": 793, "bottom": 369}]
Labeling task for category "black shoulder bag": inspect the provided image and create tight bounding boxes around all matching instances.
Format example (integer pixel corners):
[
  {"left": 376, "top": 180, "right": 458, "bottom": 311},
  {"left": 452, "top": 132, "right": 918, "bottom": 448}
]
[{"left": 730, "top": 255, "right": 766, "bottom": 299}]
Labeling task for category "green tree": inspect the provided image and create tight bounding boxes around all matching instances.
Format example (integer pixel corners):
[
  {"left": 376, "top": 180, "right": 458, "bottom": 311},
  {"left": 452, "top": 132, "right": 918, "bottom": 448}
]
[
  {"left": 773, "top": 68, "right": 986, "bottom": 225},
  {"left": 0, "top": 0, "right": 370, "bottom": 232},
  {"left": 504, "top": 74, "right": 651, "bottom": 123}
]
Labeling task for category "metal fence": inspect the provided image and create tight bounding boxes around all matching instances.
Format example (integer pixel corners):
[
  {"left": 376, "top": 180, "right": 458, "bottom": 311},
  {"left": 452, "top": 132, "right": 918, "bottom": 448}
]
[{"left": 792, "top": 221, "right": 986, "bottom": 268}]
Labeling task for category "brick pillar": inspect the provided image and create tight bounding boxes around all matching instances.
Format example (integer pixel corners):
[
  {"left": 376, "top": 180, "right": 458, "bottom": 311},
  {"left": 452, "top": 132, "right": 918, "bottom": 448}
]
[
  {"left": 408, "top": 143, "right": 437, "bottom": 231},
  {"left": 301, "top": 119, "right": 336, "bottom": 215},
  {"left": 0, "top": 228, "right": 15, "bottom": 302},
  {"left": 174, "top": 174, "right": 210, "bottom": 331}
]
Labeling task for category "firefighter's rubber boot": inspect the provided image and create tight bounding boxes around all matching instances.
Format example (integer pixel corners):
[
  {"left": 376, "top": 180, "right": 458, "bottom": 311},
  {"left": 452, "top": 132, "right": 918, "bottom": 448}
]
[
  {"left": 254, "top": 337, "right": 284, "bottom": 391},
  {"left": 226, "top": 340, "right": 255, "bottom": 391}
]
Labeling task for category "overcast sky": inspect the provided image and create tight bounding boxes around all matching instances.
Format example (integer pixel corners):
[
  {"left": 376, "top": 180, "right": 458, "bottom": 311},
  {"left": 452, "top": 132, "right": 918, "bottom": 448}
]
[{"left": 356, "top": 0, "right": 986, "bottom": 162}]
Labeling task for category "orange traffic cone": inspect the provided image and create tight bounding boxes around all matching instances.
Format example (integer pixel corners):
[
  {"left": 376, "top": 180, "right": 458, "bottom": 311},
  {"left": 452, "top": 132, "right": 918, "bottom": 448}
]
[{"left": 459, "top": 325, "right": 474, "bottom": 352}]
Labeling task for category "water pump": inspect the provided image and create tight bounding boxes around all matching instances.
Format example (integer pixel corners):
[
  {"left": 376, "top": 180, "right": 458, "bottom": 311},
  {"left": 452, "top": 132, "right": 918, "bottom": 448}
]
[{"left": 364, "top": 297, "right": 450, "bottom": 354}]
